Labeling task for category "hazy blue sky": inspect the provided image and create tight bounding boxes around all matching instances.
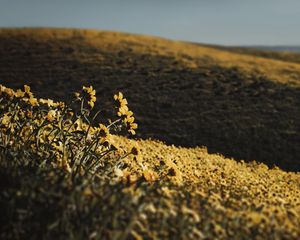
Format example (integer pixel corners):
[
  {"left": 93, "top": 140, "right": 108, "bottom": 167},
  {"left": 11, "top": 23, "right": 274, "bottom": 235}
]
[{"left": 0, "top": 0, "right": 299, "bottom": 46}]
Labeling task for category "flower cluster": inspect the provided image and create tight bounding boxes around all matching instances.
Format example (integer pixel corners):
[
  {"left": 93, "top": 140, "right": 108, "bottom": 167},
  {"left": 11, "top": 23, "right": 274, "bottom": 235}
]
[
  {"left": 0, "top": 84, "right": 141, "bottom": 177},
  {"left": 74, "top": 85, "right": 96, "bottom": 109},
  {"left": 2, "top": 82, "right": 298, "bottom": 239},
  {"left": 82, "top": 85, "right": 96, "bottom": 109},
  {"left": 114, "top": 92, "right": 138, "bottom": 135},
  {"left": 0, "top": 84, "right": 15, "bottom": 99}
]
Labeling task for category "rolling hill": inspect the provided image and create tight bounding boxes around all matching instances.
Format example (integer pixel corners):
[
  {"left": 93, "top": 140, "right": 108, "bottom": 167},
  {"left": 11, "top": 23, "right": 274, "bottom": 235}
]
[
  {"left": 194, "top": 43, "right": 300, "bottom": 64},
  {"left": 0, "top": 28, "right": 299, "bottom": 171},
  {"left": 0, "top": 28, "right": 300, "bottom": 239}
]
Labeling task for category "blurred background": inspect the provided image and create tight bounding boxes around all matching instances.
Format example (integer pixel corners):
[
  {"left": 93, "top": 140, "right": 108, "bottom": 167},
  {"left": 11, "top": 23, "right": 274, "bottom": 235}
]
[{"left": 0, "top": 0, "right": 299, "bottom": 47}]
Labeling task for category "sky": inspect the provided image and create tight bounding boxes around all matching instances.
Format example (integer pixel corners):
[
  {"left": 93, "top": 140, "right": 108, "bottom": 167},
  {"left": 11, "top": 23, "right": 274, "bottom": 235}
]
[{"left": 0, "top": 0, "right": 299, "bottom": 46}]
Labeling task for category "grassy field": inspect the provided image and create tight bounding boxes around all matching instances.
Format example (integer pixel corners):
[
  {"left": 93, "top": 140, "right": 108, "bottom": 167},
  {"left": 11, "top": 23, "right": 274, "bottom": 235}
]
[
  {"left": 194, "top": 43, "right": 300, "bottom": 64},
  {"left": 0, "top": 28, "right": 299, "bottom": 171},
  {"left": 0, "top": 28, "right": 299, "bottom": 239}
]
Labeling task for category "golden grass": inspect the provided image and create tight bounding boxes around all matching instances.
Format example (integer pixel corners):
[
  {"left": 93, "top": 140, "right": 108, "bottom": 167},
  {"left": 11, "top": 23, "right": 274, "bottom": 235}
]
[
  {"left": 1, "top": 28, "right": 300, "bottom": 86},
  {"left": 0, "top": 28, "right": 299, "bottom": 171},
  {"left": 0, "top": 29, "right": 299, "bottom": 238}
]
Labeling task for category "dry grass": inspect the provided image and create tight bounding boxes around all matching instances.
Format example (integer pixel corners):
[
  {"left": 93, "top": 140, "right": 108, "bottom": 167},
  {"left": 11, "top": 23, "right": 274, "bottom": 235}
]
[
  {"left": 0, "top": 28, "right": 299, "bottom": 170},
  {"left": 2, "top": 28, "right": 299, "bottom": 85},
  {"left": 203, "top": 44, "right": 300, "bottom": 64},
  {"left": 0, "top": 28, "right": 299, "bottom": 239}
]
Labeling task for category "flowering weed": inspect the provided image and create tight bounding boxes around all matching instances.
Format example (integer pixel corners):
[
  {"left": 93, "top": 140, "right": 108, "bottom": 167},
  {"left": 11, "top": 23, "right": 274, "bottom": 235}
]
[{"left": 0, "top": 84, "right": 300, "bottom": 239}]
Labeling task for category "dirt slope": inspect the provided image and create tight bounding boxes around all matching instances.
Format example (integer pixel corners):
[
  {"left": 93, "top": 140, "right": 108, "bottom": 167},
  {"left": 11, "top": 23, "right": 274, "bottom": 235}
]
[{"left": 0, "top": 28, "right": 299, "bottom": 171}]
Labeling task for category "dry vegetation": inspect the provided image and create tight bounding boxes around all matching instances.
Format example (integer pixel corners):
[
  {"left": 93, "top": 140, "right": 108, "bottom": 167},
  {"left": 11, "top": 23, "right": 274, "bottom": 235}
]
[
  {"left": 203, "top": 44, "right": 300, "bottom": 64},
  {"left": 1, "top": 85, "right": 300, "bottom": 240},
  {"left": 0, "top": 28, "right": 299, "bottom": 239},
  {"left": 0, "top": 28, "right": 299, "bottom": 171}
]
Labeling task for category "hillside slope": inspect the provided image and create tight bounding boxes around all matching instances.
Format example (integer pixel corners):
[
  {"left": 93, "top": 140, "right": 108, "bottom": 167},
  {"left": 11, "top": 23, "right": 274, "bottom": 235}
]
[
  {"left": 195, "top": 43, "right": 300, "bottom": 64},
  {"left": 0, "top": 83, "right": 299, "bottom": 239},
  {"left": 0, "top": 28, "right": 299, "bottom": 170}
]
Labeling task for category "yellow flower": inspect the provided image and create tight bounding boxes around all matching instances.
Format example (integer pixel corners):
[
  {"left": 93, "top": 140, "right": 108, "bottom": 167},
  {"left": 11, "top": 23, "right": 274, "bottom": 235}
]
[
  {"left": 117, "top": 105, "right": 129, "bottom": 116},
  {"left": 28, "top": 97, "right": 39, "bottom": 106},
  {"left": 114, "top": 92, "right": 123, "bottom": 101},
  {"left": 130, "top": 123, "right": 138, "bottom": 129},
  {"left": 124, "top": 115, "right": 135, "bottom": 124},
  {"left": 0, "top": 84, "right": 5, "bottom": 93},
  {"left": 127, "top": 110, "right": 133, "bottom": 117},
  {"left": 128, "top": 122, "right": 138, "bottom": 135},
  {"left": 119, "top": 98, "right": 128, "bottom": 106},
  {"left": 83, "top": 86, "right": 96, "bottom": 96},
  {"left": 24, "top": 85, "right": 31, "bottom": 93},
  {"left": 98, "top": 124, "right": 109, "bottom": 138},
  {"left": 74, "top": 118, "right": 83, "bottom": 131},
  {"left": 246, "top": 212, "right": 263, "bottom": 226},
  {"left": 128, "top": 129, "right": 136, "bottom": 135},
  {"left": 15, "top": 89, "right": 25, "bottom": 98},
  {"left": 113, "top": 91, "right": 138, "bottom": 135},
  {"left": 5, "top": 88, "right": 15, "bottom": 98},
  {"left": 143, "top": 169, "right": 159, "bottom": 182},
  {"left": 114, "top": 93, "right": 127, "bottom": 106},
  {"left": 82, "top": 86, "right": 96, "bottom": 108},
  {"left": 0, "top": 85, "right": 15, "bottom": 98},
  {"left": 52, "top": 141, "right": 63, "bottom": 152},
  {"left": 0, "top": 113, "right": 11, "bottom": 127},
  {"left": 56, "top": 102, "right": 65, "bottom": 109},
  {"left": 46, "top": 110, "right": 57, "bottom": 122},
  {"left": 39, "top": 98, "right": 55, "bottom": 107},
  {"left": 88, "top": 95, "right": 96, "bottom": 108}
]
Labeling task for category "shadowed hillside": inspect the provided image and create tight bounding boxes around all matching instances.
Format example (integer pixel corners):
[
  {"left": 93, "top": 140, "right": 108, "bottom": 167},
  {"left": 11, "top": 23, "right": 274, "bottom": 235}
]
[
  {"left": 201, "top": 44, "right": 300, "bottom": 64},
  {"left": 0, "top": 28, "right": 299, "bottom": 171}
]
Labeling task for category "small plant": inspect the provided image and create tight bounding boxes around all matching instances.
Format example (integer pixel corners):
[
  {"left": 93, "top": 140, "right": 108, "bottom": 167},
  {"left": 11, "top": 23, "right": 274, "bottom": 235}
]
[
  {"left": 0, "top": 84, "right": 139, "bottom": 179},
  {"left": 0, "top": 83, "right": 161, "bottom": 239}
]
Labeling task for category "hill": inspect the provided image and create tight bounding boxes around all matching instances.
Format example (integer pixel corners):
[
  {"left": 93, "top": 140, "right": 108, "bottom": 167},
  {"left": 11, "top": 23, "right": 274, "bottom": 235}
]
[
  {"left": 0, "top": 28, "right": 299, "bottom": 171},
  {"left": 244, "top": 46, "right": 300, "bottom": 53},
  {"left": 0, "top": 84, "right": 300, "bottom": 239},
  {"left": 194, "top": 43, "right": 300, "bottom": 64}
]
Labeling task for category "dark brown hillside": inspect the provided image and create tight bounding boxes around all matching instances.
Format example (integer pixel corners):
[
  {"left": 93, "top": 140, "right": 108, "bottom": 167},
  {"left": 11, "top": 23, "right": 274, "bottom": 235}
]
[
  {"left": 194, "top": 43, "right": 300, "bottom": 64},
  {"left": 223, "top": 47, "right": 300, "bottom": 64},
  {"left": 0, "top": 28, "right": 299, "bottom": 171}
]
